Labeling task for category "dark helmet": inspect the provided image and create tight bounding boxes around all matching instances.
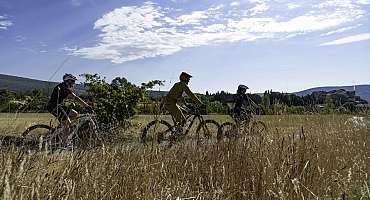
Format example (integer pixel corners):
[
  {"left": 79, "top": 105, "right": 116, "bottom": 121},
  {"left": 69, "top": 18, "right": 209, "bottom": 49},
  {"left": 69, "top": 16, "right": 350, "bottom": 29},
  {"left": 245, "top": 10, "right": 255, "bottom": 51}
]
[
  {"left": 179, "top": 72, "right": 193, "bottom": 81},
  {"left": 237, "top": 84, "right": 249, "bottom": 94},
  {"left": 63, "top": 73, "right": 77, "bottom": 82}
]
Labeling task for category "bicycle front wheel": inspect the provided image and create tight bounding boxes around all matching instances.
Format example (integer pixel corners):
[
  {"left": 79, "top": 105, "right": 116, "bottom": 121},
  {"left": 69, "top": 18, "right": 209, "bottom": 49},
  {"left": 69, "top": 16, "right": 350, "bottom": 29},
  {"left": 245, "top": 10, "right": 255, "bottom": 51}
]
[
  {"left": 141, "top": 120, "right": 172, "bottom": 145},
  {"left": 73, "top": 119, "right": 99, "bottom": 148},
  {"left": 195, "top": 120, "right": 221, "bottom": 143},
  {"left": 22, "top": 124, "right": 54, "bottom": 150}
]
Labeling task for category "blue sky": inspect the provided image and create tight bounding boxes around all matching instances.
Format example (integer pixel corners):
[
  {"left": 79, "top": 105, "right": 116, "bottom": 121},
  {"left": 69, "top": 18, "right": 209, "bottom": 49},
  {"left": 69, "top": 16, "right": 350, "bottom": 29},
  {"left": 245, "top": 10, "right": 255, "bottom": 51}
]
[{"left": 0, "top": 0, "right": 370, "bottom": 94}]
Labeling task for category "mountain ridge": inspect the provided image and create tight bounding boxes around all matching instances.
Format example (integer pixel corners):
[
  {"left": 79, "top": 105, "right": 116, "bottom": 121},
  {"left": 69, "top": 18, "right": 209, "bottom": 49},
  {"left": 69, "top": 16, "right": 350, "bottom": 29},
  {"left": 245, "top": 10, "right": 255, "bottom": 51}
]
[{"left": 294, "top": 85, "right": 370, "bottom": 102}]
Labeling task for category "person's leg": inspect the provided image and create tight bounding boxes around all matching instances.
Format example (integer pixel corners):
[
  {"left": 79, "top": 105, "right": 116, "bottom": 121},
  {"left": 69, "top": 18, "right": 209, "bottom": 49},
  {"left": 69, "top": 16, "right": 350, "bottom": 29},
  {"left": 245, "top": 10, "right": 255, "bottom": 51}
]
[
  {"left": 58, "top": 106, "right": 72, "bottom": 126},
  {"left": 166, "top": 104, "right": 186, "bottom": 137},
  {"left": 57, "top": 107, "right": 74, "bottom": 143},
  {"left": 165, "top": 104, "right": 185, "bottom": 125},
  {"left": 68, "top": 109, "right": 78, "bottom": 121}
]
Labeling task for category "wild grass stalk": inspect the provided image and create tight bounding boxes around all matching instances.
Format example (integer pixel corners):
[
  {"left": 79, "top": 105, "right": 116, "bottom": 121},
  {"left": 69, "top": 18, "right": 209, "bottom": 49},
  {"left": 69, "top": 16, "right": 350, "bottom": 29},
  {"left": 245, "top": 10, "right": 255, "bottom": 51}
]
[{"left": 0, "top": 115, "right": 368, "bottom": 199}]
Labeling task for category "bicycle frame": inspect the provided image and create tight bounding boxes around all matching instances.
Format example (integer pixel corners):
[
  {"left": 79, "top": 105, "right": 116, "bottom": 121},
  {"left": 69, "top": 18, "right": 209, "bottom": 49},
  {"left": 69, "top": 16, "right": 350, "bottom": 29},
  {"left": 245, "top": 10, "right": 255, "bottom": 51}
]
[{"left": 181, "top": 113, "right": 205, "bottom": 136}]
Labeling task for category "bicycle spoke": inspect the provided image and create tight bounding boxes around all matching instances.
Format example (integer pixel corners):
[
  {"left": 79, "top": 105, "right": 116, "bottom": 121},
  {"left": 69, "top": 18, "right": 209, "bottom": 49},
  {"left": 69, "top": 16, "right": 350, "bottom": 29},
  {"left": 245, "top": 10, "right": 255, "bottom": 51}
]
[
  {"left": 22, "top": 124, "right": 53, "bottom": 151},
  {"left": 142, "top": 120, "right": 172, "bottom": 145},
  {"left": 250, "top": 121, "right": 267, "bottom": 136},
  {"left": 196, "top": 120, "right": 220, "bottom": 144}
]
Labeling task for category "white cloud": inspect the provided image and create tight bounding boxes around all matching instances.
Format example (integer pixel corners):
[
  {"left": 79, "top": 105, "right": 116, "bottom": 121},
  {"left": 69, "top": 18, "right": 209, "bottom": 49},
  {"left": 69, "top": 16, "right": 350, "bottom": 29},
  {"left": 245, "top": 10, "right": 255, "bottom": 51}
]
[
  {"left": 68, "top": 1, "right": 369, "bottom": 63},
  {"left": 320, "top": 33, "right": 370, "bottom": 46},
  {"left": 0, "top": 15, "right": 12, "bottom": 30},
  {"left": 230, "top": 2, "right": 240, "bottom": 7},
  {"left": 287, "top": 3, "right": 301, "bottom": 10},
  {"left": 15, "top": 35, "right": 27, "bottom": 42},
  {"left": 249, "top": 1, "right": 269, "bottom": 16},
  {"left": 356, "top": 0, "right": 370, "bottom": 5},
  {"left": 174, "top": 11, "right": 209, "bottom": 25},
  {"left": 320, "top": 24, "right": 362, "bottom": 36}
]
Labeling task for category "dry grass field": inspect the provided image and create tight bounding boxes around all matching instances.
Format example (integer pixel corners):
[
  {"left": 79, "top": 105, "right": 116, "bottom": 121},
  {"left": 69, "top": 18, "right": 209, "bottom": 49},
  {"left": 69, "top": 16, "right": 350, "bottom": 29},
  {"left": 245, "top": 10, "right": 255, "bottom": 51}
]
[{"left": 0, "top": 114, "right": 369, "bottom": 199}]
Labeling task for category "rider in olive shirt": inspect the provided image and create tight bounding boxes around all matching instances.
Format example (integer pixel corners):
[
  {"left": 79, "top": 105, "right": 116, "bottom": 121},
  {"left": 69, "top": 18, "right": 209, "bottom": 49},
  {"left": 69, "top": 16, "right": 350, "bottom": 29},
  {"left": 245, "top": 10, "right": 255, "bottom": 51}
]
[{"left": 164, "top": 72, "right": 203, "bottom": 127}]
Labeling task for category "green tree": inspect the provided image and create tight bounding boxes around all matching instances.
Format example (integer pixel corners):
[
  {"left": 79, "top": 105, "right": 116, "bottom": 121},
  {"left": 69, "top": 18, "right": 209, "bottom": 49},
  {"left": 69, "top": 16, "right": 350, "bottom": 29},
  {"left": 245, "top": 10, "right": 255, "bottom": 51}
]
[
  {"left": 81, "top": 74, "right": 163, "bottom": 127},
  {"left": 207, "top": 101, "right": 228, "bottom": 114},
  {"left": 324, "top": 95, "right": 335, "bottom": 113},
  {"left": 0, "top": 90, "right": 16, "bottom": 112}
]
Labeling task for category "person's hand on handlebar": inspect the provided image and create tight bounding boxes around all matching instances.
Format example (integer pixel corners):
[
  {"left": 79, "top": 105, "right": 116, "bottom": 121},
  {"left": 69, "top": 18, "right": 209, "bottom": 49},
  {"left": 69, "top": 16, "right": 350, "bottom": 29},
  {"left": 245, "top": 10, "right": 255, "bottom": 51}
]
[{"left": 86, "top": 105, "right": 94, "bottom": 112}]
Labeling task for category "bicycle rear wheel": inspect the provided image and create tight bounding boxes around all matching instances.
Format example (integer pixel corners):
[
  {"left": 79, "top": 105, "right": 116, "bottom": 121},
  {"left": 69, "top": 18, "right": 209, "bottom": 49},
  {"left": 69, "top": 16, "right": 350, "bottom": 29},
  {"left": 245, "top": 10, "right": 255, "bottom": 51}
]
[
  {"left": 195, "top": 120, "right": 221, "bottom": 144},
  {"left": 141, "top": 120, "right": 172, "bottom": 145},
  {"left": 22, "top": 124, "right": 54, "bottom": 150}
]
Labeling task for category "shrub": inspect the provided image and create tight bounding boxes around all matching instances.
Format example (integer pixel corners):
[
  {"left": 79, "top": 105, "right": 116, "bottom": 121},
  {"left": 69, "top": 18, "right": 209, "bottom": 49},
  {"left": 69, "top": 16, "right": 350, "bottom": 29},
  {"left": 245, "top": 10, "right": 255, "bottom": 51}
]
[{"left": 81, "top": 74, "right": 163, "bottom": 127}]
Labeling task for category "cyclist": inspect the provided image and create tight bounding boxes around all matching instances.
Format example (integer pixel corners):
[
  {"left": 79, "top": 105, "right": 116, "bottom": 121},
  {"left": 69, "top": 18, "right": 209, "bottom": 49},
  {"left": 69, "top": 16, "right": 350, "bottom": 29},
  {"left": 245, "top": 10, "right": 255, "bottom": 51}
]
[
  {"left": 46, "top": 74, "right": 91, "bottom": 128},
  {"left": 233, "top": 85, "right": 252, "bottom": 121},
  {"left": 164, "top": 72, "right": 204, "bottom": 129}
]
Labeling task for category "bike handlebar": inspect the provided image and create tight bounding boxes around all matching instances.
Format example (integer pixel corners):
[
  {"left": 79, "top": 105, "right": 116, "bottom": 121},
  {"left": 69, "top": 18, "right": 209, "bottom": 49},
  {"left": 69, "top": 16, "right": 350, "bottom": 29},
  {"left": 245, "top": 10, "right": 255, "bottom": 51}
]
[{"left": 185, "top": 104, "right": 207, "bottom": 115}]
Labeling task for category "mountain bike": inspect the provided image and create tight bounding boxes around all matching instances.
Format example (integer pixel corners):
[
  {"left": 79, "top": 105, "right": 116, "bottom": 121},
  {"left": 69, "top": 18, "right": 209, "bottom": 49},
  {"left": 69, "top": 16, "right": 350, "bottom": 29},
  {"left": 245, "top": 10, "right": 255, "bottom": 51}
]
[
  {"left": 141, "top": 104, "right": 221, "bottom": 146},
  {"left": 21, "top": 108, "right": 100, "bottom": 152},
  {"left": 220, "top": 107, "right": 267, "bottom": 140}
]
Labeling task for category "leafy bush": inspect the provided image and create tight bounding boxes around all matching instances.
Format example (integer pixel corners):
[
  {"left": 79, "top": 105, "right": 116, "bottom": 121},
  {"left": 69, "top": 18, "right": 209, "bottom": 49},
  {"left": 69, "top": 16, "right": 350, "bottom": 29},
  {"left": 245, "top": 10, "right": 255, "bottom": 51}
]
[
  {"left": 207, "top": 100, "right": 228, "bottom": 114},
  {"left": 81, "top": 74, "right": 163, "bottom": 127},
  {"left": 286, "top": 106, "right": 306, "bottom": 114}
]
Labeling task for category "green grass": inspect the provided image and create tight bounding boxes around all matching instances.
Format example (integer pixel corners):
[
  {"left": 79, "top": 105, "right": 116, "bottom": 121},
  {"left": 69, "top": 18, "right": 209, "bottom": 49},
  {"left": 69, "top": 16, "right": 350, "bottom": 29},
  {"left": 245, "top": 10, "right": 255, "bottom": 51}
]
[
  {"left": 0, "top": 113, "right": 367, "bottom": 136},
  {"left": 0, "top": 113, "right": 54, "bottom": 136},
  {"left": 0, "top": 113, "right": 234, "bottom": 136}
]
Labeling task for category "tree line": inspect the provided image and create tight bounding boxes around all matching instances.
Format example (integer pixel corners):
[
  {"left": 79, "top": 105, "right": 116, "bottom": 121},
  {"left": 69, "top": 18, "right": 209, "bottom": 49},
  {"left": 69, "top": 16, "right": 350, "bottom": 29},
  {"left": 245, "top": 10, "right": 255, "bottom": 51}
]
[{"left": 0, "top": 74, "right": 369, "bottom": 125}]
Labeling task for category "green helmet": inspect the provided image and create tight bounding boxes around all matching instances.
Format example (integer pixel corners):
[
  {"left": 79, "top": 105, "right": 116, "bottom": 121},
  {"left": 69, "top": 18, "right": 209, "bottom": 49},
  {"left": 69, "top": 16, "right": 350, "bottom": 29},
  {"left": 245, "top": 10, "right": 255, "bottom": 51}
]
[{"left": 179, "top": 72, "right": 193, "bottom": 81}]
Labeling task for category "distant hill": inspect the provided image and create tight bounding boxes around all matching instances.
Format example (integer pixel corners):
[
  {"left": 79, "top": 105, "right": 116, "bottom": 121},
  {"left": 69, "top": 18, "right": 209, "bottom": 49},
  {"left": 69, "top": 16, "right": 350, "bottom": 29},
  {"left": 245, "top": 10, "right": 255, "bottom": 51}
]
[
  {"left": 1, "top": 74, "right": 369, "bottom": 103},
  {"left": 0, "top": 74, "right": 86, "bottom": 94},
  {"left": 294, "top": 85, "right": 370, "bottom": 102}
]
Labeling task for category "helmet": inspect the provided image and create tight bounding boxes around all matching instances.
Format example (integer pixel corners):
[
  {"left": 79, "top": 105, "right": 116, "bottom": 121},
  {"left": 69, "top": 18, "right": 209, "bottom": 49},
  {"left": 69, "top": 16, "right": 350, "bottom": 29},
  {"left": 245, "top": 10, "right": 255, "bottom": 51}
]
[
  {"left": 238, "top": 85, "right": 249, "bottom": 90},
  {"left": 237, "top": 84, "right": 249, "bottom": 94},
  {"left": 63, "top": 74, "right": 77, "bottom": 82},
  {"left": 179, "top": 72, "right": 192, "bottom": 81}
]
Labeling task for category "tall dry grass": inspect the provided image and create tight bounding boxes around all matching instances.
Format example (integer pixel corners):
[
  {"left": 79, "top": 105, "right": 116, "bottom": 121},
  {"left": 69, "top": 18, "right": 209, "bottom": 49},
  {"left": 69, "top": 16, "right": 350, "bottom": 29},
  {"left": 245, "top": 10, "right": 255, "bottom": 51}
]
[{"left": 0, "top": 115, "right": 369, "bottom": 199}]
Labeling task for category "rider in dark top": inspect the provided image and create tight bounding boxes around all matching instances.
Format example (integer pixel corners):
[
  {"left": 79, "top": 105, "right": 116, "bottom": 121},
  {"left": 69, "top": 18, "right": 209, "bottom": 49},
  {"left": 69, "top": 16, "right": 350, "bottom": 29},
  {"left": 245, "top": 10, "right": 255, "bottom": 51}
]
[
  {"left": 47, "top": 74, "right": 90, "bottom": 126},
  {"left": 233, "top": 85, "right": 251, "bottom": 121}
]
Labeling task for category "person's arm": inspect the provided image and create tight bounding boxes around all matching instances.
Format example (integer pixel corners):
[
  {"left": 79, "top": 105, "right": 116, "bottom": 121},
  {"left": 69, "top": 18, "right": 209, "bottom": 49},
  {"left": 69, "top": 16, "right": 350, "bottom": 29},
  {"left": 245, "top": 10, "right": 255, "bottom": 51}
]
[
  {"left": 245, "top": 94, "right": 258, "bottom": 108},
  {"left": 183, "top": 84, "right": 202, "bottom": 105},
  {"left": 69, "top": 92, "right": 90, "bottom": 107}
]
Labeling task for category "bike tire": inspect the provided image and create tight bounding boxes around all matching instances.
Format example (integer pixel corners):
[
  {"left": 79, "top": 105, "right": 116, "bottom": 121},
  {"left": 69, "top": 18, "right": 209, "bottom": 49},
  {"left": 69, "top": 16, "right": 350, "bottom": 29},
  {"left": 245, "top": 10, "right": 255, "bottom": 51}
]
[
  {"left": 74, "top": 119, "right": 99, "bottom": 148},
  {"left": 22, "top": 124, "right": 54, "bottom": 150},
  {"left": 220, "top": 122, "right": 237, "bottom": 140},
  {"left": 141, "top": 120, "right": 172, "bottom": 145},
  {"left": 195, "top": 120, "right": 221, "bottom": 143},
  {"left": 22, "top": 124, "right": 53, "bottom": 137},
  {"left": 250, "top": 121, "right": 267, "bottom": 136}
]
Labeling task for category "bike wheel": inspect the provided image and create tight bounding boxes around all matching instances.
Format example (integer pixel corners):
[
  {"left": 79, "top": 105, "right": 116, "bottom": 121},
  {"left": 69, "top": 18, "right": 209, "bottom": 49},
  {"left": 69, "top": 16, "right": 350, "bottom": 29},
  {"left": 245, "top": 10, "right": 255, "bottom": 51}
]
[
  {"left": 195, "top": 120, "right": 221, "bottom": 143},
  {"left": 22, "top": 124, "right": 54, "bottom": 150},
  {"left": 220, "top": 122, "right": 237, "bottom": 140},
  {"left": 250, "top": 121, "right": 267, "bottom": 136},
  {"left": 73, "top": 119, "right": 99, "bottom": 148},
  {"left": 141, "top": 120, "right": 172, "bottom": 145}
]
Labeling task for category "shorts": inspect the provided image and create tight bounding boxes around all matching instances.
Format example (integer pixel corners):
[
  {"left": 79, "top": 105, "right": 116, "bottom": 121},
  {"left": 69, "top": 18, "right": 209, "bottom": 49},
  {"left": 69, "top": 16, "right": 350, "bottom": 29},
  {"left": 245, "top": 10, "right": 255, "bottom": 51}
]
[{"left": 48, "top": 105, "right": 71, "bottom": 122}]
